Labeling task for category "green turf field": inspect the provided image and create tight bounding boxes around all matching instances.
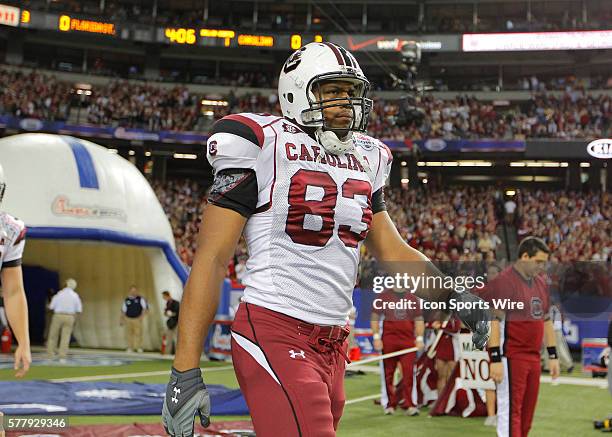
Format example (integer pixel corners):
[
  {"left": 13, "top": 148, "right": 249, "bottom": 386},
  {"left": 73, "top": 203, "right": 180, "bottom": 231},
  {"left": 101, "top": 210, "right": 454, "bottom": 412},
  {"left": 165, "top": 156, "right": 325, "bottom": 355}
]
[{"left": 1, "top": 358, "right": 609, "bottom": 436}]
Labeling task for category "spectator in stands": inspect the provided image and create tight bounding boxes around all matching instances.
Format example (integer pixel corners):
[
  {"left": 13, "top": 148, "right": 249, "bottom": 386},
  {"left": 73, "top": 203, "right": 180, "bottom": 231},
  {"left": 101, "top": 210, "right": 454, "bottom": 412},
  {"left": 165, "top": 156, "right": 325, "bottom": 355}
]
[
  {"left": 504, "top": 196, "right": 517, "bottom": 225},
  {"left": 121, "top": 285, "right": 148, "bottom": 353},
  {"left": 46, "top": 278, "right": 82, "bottom": 361}
]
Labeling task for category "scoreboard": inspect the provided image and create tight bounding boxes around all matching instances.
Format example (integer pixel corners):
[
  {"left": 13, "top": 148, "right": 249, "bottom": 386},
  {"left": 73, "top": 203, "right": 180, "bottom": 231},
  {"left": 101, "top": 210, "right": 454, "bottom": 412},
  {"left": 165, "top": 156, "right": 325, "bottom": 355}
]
[
  {"left": 4, "top": 2, "right": 603, "bottom": 53},
  {"left": 159, "top": 27, "right": 322, "bottom": 49},
  {"left": 0, "top": 2, "right": 324, "bottom": 51}
]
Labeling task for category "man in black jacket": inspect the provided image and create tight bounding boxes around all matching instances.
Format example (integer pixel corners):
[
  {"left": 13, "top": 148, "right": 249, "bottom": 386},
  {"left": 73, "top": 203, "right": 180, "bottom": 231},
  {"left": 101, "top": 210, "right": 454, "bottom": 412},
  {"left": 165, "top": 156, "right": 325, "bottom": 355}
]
[{"left": 162, "top": 291, "right": 180, "bottom": 355}]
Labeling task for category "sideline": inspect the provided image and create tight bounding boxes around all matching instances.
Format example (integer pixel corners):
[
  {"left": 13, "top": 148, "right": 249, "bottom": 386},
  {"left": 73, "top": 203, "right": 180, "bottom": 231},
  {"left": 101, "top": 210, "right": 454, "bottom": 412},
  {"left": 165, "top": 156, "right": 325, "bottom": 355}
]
[{"left": 50, "top": 365, "right": 235, "bottom": 382}]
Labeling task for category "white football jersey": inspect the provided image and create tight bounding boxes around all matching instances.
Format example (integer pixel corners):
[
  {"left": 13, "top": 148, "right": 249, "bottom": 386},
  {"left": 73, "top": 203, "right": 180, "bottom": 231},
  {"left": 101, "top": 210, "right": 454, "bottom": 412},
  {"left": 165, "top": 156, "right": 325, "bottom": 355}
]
[
  {"left": 207, "top": 113, "right": 392, "bottom": 325},
  {"left": 0, "top": 211, "right": 26, "bottom": 269}
]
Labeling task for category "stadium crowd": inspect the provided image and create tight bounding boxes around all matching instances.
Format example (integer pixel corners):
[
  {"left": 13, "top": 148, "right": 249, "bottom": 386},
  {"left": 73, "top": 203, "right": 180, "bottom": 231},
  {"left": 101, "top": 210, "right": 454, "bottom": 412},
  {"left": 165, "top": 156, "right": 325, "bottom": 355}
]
[
  {"left": 368, "top": 94, "right": 612, "bottom": 141},
  {"left": 515, "top": 190, "right": 611, "bottom": 263},
  {"left": 151, "top": 177, "right": 610, "bottom": 289},
  {"left": 151, "top": 180, "right": 503, "bottom": 280},
  {"left": 0, "top": 69, "right": 72, "bottom": 121},
  {"left": 1, "top": 68, "right": 610, "bottom": 141}
]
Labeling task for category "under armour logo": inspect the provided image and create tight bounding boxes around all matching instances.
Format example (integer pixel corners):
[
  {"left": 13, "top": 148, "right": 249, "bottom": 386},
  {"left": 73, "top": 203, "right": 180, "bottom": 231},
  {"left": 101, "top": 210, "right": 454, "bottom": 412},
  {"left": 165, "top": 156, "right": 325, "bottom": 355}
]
[
  {"left": 171, "top": 386, "right": 180, "bottom": 404},
  {"left": 289, "top": 349, "right": 305, "bottom": 359}
]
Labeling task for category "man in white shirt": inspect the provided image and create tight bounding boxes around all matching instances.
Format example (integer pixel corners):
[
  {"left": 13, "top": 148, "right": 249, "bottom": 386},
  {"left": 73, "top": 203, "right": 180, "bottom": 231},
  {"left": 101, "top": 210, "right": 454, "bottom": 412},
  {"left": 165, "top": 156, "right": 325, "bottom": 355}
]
[
  {"left": 47, "top": 278, "right": 82, "bottom": 360},
  {"left": 504, "top": 198, "right": 517, "bottom": 225}
]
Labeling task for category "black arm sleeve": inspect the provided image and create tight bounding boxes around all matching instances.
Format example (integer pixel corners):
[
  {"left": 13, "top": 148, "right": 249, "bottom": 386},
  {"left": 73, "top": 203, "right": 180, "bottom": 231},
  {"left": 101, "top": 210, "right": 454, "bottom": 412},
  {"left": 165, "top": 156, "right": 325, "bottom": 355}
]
[
  {"left": 608, "top": 320, "right": 612, "bottom": 347},
  {"left": 372, "top": 188, "right": 387, "bottom": 214},
  {"left": 207, "top": 168, "right": 258, "bottom": 218},
  {"left": 2, "top": 258, "right": 22, "bottom": 268}
]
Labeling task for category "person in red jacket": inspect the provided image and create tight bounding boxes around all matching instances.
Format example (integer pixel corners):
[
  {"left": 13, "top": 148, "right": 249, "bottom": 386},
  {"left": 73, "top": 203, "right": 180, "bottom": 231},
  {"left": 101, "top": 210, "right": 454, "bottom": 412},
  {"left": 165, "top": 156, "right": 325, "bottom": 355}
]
[
  {"left": 479, "top": 237, "right": 560, "bottom": 437},
  {"left": 371, "top": 288, "right": 424, "bottom": 416}
]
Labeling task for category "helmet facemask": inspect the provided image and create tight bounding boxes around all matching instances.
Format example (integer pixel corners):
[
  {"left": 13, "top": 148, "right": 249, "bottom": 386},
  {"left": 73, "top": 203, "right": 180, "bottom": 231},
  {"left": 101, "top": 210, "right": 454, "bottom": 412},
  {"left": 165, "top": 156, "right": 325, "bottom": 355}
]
[{"left": 301, "top": 72, "right": 372, "bottom": 141}]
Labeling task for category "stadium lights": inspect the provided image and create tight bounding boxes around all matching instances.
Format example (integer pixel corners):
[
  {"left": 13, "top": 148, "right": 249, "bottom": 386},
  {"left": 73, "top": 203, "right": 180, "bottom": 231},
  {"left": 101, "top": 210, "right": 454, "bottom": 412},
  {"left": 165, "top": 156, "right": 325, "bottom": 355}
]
[
  {"left": 400, "top": 178, "right": 409, "bottom": 184},
  {"left": 417, "top": 161, "right": 492, "bottom": 167},
  {"left": 510, "top": 161, "right": 568, "bottom": 168},
  {"left": 580, "top": 162, "right": 591, "bottom": 168},
  {"left": 201, "top": 99, "right": 228, "bottom": 106},
  {"left": 74, "top": 83, "right": 93, "bottom": 96},
  {"left": 506, "top": 190, "right": 516, "bottom": 196},
  {"left": 145, "top": 151, "right": 152, "bottom": 157},
  {"left": 458, "top": 161, "right": 493, "bottom": 167},
  {"left": 422, "top": 178, "right": 428, "bottom": 184},
  {"left": 128, "top": 150, "right": 135, "bottom": 156},
  {"left": 401, "top": 161, "right": 407, "bottom": 166},
  {"left": 173, "top": 153, "right": 198, "bottom": 160}
]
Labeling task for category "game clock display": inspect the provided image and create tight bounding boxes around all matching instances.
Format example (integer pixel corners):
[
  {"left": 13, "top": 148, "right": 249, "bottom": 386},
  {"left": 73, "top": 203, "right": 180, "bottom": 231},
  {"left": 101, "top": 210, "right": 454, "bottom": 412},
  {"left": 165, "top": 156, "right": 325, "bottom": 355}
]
[{"left": 160, "top": 27, "right": 322, "bottom": 49}]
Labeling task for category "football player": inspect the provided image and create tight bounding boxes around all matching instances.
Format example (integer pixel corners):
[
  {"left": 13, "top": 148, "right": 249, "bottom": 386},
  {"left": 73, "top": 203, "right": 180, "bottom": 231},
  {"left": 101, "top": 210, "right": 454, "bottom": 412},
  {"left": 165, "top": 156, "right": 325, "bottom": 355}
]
[
  {"left": 162, "top": 42, "right": 489, "bottom": 437},
  {"left": 0, "top": 162, "right": 30, "bottom": 378}
]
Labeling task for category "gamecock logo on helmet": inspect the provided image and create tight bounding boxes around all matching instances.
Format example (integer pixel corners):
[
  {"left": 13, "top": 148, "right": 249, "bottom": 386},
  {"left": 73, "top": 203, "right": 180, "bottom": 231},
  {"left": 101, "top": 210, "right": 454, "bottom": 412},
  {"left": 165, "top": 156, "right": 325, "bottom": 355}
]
[{"left": 283, "top": 47, "right": 305, "bottom": 73}]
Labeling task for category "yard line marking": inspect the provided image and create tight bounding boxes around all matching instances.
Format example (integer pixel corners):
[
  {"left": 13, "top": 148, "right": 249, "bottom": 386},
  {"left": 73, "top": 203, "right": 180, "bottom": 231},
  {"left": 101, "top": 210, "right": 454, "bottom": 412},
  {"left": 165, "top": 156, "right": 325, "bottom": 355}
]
[
  {"left": 345, "top": 394, "right": 380, "bottom": 405},
  {"left": 50, "top": 365, "right": 235, "bottom": 382},
  {"left": 540, "top": 375, "right": 607, "bottom": 388}
]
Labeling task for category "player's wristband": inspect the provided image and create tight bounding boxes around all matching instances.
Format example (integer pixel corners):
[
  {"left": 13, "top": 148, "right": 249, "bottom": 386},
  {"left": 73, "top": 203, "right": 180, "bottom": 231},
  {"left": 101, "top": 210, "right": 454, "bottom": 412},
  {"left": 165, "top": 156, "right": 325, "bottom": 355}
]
[
  {"left": 373, "top": 333, "right": 381, "bottom": 340},
  {"left": 416, "top": 336, "right": 424, "bottom": 342},
  {"left": 547, "top": 346, "right": 558, "bottom": 359},
  {"left": 489, "top": 346, "right": 502, "bottom": 363}
]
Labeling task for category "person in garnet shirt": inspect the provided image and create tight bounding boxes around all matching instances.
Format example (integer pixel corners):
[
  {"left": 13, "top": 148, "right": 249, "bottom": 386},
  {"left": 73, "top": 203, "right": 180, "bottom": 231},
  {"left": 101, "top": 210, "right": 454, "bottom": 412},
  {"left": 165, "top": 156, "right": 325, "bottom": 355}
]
[
  {"left": 371, "top": 288, "right": 424, "bottom": 416},
  {"left": 479, "top": 237, "right": 560, "bottom": 437}
]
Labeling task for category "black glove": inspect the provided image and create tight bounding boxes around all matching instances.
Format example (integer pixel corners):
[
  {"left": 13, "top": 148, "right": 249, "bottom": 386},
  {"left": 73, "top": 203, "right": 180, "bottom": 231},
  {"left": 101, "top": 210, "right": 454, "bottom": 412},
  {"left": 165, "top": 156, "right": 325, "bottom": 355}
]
[
  {"left": 162, "top": 367, "right": 210, "bottom": 437},
  {"left": 448, "top": 290, "right": 490, "bottom": 350}
]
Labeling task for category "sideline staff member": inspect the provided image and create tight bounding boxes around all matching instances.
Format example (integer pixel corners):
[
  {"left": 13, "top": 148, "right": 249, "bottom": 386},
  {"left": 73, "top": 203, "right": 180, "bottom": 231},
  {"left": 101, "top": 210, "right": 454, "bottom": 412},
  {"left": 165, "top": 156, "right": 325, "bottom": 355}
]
[{"left": 480, "top": 237, "right": 559, "bottom": 437}]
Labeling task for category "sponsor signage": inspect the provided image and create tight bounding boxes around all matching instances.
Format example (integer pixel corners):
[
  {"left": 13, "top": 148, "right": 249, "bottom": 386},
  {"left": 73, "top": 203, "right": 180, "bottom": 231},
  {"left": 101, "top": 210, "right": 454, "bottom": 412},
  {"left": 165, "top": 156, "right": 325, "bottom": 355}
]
[
  {"left": 463, "top": 30, "right": 612, "bottom": 52},
  {"left": 527, "top": 139, "right": 609, "bottom": 159},
  {"left": 0, "top": 3, "right": 19, "bottom": 27},
  {"left": 329, "top": 34, "right": 460, "bottom": 52},
  {"left": 586, "top": 139, "right": 612, "bottom": 159}
]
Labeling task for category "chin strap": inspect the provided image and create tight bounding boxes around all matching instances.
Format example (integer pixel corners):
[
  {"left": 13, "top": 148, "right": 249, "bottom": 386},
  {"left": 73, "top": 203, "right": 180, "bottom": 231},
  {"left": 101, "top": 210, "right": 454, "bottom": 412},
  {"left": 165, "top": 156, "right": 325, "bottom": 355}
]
[
  {"left": 314, "top": 128, "right": 375, "bottom": 183},
  {"left": 315, "top": 128, "right": 354, "bottom": 155}
]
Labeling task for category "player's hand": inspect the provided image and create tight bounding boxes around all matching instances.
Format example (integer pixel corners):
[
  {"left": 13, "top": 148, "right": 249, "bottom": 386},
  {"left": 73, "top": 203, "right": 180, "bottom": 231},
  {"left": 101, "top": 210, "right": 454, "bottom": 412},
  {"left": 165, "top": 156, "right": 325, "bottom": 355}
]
[
  {"left": 162, "top": 367, "right": 210, "bottom": 436},
  {"left": 14, "top": 344, "right": 31, "bottom": 378},
  {"left": 549, "top": 358, "right": 560, "bottom": 379},
  {"left": 490, "top": 362, "right": 504, "bottom": 384},
  {"left": 448, "top": 290, "right": 490, "bottom": 350},
  {"left": 374, "top": 338, "right": 383, "bottom": 351}
]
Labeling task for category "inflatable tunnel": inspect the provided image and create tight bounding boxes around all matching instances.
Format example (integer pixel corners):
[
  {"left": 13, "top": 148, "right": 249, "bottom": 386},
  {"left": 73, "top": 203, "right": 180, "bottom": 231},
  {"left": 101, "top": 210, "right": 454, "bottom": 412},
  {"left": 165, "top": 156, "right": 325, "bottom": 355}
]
[{"left": 0, "top": 133, "right": 187, "bottom": 350}]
